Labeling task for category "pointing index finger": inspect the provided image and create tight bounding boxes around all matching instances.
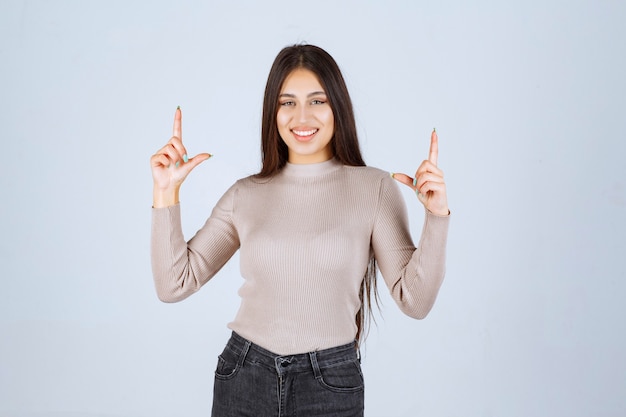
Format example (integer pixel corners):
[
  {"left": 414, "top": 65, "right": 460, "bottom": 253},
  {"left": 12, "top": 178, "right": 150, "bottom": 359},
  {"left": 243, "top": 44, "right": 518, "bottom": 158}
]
[
  {"left": 429, "top": 128, "right": 438, "bottom": 166},
  {"left": 173, "top": 106, "right": 182, "bottom": 141}
]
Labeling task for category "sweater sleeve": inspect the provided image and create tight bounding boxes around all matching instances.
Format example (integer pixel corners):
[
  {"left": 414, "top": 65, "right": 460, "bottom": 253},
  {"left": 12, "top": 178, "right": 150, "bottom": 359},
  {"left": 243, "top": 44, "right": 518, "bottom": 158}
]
[
  {"left": 371, "top": 175, "right": 450, "bottom": 319},
  {"left": 150, "top": 184, "right": 240, "bottom": 303}
]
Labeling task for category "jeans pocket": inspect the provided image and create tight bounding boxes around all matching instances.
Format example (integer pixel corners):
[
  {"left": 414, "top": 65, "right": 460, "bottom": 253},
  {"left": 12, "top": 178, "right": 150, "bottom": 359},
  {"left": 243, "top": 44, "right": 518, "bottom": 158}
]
[
  {"left": 214, "top": 346, "right": 243, "bottom": 380},
  {"left": 316, "top": 359, "right": 364, "bottom": 393}
]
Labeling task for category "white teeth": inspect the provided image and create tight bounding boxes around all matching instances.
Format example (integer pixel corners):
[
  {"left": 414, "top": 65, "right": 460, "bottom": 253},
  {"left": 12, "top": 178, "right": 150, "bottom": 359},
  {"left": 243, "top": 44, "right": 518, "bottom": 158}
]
[{"left": 293, "top": 129, "right": 317, "bottom": 136}]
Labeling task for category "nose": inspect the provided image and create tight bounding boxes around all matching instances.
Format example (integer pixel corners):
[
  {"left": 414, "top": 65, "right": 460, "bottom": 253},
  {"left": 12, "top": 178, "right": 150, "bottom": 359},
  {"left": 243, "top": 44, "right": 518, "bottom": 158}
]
[{"left": 297, "top": 104, "right": 310, "bottom": 123}]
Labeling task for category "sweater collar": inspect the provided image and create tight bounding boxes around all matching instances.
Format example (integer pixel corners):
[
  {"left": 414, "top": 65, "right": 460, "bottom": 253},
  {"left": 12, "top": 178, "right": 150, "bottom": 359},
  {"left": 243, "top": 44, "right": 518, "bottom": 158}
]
[{"left": 282, "top": 158, "right": 343, "bottom": 178}]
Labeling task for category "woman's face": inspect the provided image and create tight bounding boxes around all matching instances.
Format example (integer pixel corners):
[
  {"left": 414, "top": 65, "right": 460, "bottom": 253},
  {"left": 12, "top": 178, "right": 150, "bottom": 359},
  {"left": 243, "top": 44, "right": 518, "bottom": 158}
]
[{"left": 277, "top": 68, "right": 335, "bottom": 164}]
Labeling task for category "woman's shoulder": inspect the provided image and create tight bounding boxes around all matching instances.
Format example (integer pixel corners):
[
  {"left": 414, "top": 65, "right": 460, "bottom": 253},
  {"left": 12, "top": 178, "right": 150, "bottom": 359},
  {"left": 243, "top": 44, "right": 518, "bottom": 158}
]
[
  {"left": 235, "top": 173, "right": 275, "bottom": 187},
  {"left": 342, "top": 164, "right": 393, "bottom": 182},
  {"left": 212, "top": 174, "right": 268, "bottom": 211},
  {"left": 338, "top": 165, "right": 399, "bottom": 200},
  {"left": 224, "top": 174, "right": 277, "bottom": 197}
]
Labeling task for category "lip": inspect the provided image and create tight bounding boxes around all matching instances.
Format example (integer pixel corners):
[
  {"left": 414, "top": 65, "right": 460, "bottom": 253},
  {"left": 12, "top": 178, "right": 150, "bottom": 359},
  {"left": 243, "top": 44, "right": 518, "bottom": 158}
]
[{"left": 291, "top": 128, "right": 318, "bottom": 142}]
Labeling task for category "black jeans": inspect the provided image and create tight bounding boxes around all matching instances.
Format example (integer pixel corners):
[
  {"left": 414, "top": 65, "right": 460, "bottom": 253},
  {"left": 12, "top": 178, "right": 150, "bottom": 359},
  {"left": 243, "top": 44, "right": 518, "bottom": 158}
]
[{"left": 211, "top": 332, "right": 364, "bottom": 417}]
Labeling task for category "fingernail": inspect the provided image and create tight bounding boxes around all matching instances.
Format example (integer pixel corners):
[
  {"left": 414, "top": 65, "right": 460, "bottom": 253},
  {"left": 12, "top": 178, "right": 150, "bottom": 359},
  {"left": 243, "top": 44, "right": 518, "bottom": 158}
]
[
  {"left": 175, "top": 161, "right": 180, "bottom": 168},
  {"left": 183, "top": 154, "right": 188, "bottom": 163},
  {"left": 177, "top": 105, "right": 181, "bottom": 110},
  {"left": 412, "top": 178, "right": 417, "bottom": 187},
  {"left": 433, "top": 127, "right": 436, "bottom": 133},
  {"left": 390, "top": 172, "right": 395, "bottom": 178}
]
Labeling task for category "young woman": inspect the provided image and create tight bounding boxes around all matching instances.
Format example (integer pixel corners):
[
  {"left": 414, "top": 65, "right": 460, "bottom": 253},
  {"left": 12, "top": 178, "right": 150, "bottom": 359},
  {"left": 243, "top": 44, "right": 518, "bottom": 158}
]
[{"left": 150, "top": 44, "right": 450, "bottom": 417}]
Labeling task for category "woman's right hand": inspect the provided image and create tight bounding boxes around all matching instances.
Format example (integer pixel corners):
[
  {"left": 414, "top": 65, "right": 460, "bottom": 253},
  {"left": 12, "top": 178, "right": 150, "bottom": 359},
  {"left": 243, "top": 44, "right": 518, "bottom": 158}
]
[{"left": 150, "top": 107, "right": 212, "bottom": 207}]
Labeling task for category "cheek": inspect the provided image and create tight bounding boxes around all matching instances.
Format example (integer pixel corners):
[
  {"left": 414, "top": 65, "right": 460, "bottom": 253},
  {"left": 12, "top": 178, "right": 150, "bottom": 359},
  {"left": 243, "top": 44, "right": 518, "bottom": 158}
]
[
  {"left": 324, "top": 110, "right": 335, "bottom": 132},
  {"left": 276, "top": 110, "right": 290, "bottom": 131},
  {"left": 321, "top": 106, "right": 334, "bottom": 124}
]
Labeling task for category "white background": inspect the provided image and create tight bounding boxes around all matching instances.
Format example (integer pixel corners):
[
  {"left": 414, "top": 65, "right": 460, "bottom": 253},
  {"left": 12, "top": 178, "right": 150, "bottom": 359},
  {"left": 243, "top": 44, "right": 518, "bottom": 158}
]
[{"left": 1, "top": 0, "right": 625, "bottom": 416}]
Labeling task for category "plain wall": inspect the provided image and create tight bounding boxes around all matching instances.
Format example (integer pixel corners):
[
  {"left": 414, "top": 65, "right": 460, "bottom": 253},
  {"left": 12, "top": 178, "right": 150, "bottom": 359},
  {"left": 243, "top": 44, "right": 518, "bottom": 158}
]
[{"left": 1, "top": 0, "right": 625, "bottom": 416}]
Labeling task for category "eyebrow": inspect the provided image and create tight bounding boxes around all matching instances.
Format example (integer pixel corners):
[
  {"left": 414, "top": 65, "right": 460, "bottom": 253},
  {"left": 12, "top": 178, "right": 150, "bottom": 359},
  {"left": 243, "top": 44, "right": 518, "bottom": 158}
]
[{"left": 279, "top": 91, "right": 327, "bottom": 98}]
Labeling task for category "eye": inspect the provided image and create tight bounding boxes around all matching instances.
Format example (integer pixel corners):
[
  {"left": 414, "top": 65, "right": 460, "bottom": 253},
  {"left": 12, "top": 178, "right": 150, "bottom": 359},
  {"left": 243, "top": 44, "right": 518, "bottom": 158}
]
[
  {"left": 280, "top": 100, "right": 295, "bottom": 106},
  {"left": 311, "top": 99, "right": 326, "bottom": 105}
]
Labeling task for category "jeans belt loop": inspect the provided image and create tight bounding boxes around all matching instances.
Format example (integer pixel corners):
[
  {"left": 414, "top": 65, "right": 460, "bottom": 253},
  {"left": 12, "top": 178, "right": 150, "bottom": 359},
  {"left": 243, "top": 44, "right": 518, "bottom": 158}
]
[
  {"left": 237, "top": 340, "right": 252, "bottom": 368},
  {"left": 308, "top": 351, "right": 322, "bottom": 379}
]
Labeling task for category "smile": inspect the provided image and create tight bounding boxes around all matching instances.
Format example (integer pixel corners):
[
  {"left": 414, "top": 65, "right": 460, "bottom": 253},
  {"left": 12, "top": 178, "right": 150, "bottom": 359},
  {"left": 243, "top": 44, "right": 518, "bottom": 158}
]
[{"left": 292, "top": 129, "right": 318, "bottom": 137}]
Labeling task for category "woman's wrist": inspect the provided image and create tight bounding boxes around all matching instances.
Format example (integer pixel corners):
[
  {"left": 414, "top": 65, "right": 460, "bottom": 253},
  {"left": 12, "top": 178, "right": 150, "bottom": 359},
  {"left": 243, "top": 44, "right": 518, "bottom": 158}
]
[{"left": 152, "top": 186, "right": 180, "bottom": 208}]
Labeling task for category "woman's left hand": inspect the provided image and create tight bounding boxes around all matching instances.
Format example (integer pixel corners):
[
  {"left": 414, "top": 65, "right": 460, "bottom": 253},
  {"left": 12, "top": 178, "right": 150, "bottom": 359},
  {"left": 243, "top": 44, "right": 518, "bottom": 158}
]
[{"left": 392, "top": 129, "right": 449, "bottom": 216}]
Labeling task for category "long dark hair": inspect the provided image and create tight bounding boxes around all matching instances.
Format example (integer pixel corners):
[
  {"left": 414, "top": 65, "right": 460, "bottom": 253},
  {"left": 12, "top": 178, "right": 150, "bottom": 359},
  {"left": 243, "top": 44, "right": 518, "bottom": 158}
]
[
  {"left": 258, "top": 44, "right": 365, "bottom": 176},
  {"left": 258, "top": 44, "right": 379, "bottom": 345}
]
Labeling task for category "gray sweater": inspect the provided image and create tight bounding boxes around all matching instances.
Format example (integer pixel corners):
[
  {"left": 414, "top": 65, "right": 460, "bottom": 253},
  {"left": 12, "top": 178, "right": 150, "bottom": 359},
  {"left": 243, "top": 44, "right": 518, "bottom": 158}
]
[{"left": 151, "top": 158, "right": 449, "bottom": 355}]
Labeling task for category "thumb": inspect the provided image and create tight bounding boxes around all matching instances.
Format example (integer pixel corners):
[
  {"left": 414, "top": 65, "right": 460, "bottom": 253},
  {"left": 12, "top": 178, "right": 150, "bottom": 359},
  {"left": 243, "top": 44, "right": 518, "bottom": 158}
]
[
  {"left": 184, "top": 153, "right": 212, "bottom": 172},
  {"left": 390, "top": 172, "right": 414, "bottom": 189}
]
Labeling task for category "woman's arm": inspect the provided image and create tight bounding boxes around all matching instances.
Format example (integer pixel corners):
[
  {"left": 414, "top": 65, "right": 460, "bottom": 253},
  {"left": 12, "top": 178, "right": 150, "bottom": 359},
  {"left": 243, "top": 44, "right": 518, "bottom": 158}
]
[
  {"left": 375, "top": 129, "right": 450, "bottom": 318},
  {"left": 151, "top": 186, "right": 240, "bottom": 303},
  {"left": 372, "top": 177, "right": 449, "bottom": 319},
  {"left": 150, "top": 107, "right": 228, "bottom": 302}
]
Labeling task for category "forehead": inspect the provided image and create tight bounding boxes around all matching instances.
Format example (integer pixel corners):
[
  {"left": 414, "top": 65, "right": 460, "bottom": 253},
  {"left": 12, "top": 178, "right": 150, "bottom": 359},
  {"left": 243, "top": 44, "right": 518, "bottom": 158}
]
[{"left": 280, "top": 68, "right": 325, "bottom": 93}]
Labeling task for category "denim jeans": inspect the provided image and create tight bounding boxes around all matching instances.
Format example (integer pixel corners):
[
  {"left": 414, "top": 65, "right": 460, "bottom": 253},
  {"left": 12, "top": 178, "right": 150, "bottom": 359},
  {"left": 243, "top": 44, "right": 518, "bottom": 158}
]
[{"left": 211, "top": 332, "right": 364, "bottom": 417}]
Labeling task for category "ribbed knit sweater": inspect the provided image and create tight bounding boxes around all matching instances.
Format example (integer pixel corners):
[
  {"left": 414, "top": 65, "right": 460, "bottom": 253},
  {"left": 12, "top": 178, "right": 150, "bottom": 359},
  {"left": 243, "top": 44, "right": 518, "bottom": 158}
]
[{"left": 151, "top": 158, "right": 449, "bottom": 355}]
